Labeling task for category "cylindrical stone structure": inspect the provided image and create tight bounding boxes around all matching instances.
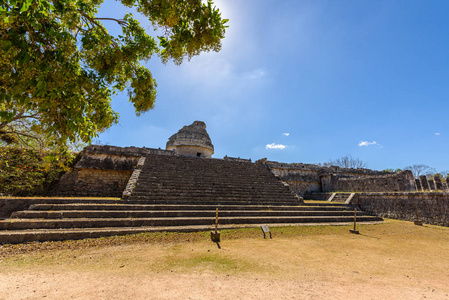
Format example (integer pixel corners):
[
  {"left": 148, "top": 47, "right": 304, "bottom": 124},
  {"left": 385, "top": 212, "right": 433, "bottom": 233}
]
[{"left": 166, "top": 121, "right": 214, "bottom": 158}]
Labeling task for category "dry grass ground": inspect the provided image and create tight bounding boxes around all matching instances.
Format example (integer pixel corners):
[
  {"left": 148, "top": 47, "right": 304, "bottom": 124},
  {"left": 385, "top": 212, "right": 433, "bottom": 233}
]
[{"left": 1, "top": 219, "right": 448, "bottom": 299}]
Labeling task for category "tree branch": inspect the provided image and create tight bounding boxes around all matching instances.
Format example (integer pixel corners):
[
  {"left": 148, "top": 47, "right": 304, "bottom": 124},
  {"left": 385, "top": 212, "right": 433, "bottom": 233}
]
[
  {"left": 78, "top": 11, "right": 109, "bottom": 36},
  {"left": 94, "top": 17, "right": 128, "bottom": 26}
]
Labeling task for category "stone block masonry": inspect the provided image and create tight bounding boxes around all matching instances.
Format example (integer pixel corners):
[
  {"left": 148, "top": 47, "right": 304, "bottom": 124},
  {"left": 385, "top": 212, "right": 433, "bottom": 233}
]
[
  {"left": 442, "top": 182, "right": 449, "bottom": 192},
  {"left": 52, "top": 169, "right": 132, "bottom": 197},
  {"left": 349, "top": 192, "right": 449, "bottom": 227},
  {"left": 415, "top": 179, "right": 422, "bottom": 191},
  {"left": 50, "top": 142, "right": 423, "bottom": 199},
  {"left": 50, "top": 145, "right": 174, "bottom": 197},
  {"left": 420, "top": 176, "right": 430, "bottom": 191},
  {"left": 333, "top": 170, "right": 415, "bottom": 193},
  {"left": 264, "top": 161, "right": 413, "bottom": 195},
  {"left": 428, "top": 179, "right": 436, "bottom": 191},
  {"left": 434, "top": 176, "right": 443, "bottom": 190}
]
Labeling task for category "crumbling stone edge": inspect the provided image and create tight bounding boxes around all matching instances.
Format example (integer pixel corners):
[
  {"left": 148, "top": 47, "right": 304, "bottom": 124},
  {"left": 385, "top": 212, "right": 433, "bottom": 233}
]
[{"left": 122, "top": 156, "right": 146, "bottom": 199}]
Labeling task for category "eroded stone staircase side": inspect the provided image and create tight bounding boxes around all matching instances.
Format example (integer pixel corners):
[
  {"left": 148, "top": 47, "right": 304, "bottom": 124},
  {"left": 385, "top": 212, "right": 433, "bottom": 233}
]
[{"left": 122, "top": 156, "right": 146, "bottom": 198}]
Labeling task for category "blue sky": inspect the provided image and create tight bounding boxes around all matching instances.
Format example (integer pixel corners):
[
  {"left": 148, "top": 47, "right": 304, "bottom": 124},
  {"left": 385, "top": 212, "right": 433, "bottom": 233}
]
[{"left": 97, "top": 0, "right": 449, "bottom": 172}]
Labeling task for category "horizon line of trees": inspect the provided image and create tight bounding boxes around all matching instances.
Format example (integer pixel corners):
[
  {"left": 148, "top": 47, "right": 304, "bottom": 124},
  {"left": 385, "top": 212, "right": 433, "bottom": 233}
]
[{"left": 317, "top": 155, "right": 447, "bottom": 179}]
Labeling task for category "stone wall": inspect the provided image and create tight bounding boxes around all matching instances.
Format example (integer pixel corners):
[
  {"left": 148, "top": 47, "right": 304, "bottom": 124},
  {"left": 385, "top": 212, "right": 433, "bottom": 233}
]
[
  {"left": 0, "top": 198, "right": 116, "bottom": 218},
  {"left": 264, "top": 161, "right": 393, "bottom": 195},
  {"left": 223, "top": 156, "right": 252, "bottom": 163},
  {"left": 416, "top": 175, "right": 449, "bottom": 192},
  {"left": 333, "top": 170, "right": 416, "bottom": 192},
  {"left": 52, "top": 169, "right": 133, "bottom": 197},
  {"left": 349, "top": 192, "right": 449, "bottom": 227},
  {"left": 51, "top": 145, "right": 177, "bottom": 197},
  {"left": 0, "top": 198, "right": 41, "bottom": 218}
]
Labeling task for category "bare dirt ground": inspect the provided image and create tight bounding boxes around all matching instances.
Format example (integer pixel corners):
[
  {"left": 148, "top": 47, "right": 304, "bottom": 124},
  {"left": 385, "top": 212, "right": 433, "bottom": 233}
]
[{"left": 1, "top": 220, "right": 448, "bottom": 300}]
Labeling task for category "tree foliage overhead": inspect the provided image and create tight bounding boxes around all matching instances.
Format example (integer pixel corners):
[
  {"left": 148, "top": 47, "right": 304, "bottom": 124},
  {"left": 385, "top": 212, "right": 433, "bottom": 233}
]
[{"left": 0, "top": 0, "right": 227, "bottom": 149}]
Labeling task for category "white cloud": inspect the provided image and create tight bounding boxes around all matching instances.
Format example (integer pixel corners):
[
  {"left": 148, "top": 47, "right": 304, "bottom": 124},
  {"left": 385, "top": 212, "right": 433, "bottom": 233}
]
[
  {"left": 435, "top": 132, "right": 441, "bottom": 136},
  {"left": 266, "top": 143, "right": 286, "bottom": 150},
  {"left": 244, "top": 68, "right": 266, "bottom": 79},
  {"left": 282, "top": 133, "right": 290, "bottom": 136},
  {"left": 358, "top": 140, "right": 381, "bottom": 147}
]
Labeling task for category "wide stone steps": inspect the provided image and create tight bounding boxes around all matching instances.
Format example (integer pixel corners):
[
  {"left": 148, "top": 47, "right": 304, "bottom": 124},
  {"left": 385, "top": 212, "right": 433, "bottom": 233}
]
[
  {"left": 0, "top": 215, "right": 382, "bottom": 231},
  {"left": 132, "top": 183, "right": 290, "bottom": 192},
  {"left": 0, "top": 221, "right": 385, "bottom": 244},
  {"left": 331, "top": 193, "right": 353, "bottom": 202},
  {"left": 127, "top": 153, "right": 298, "bottom": 203},
  {"left": 130, "top": 188, "right": 292, "bottom": 194},
  {"left": 131, "top": 184, "right": 288, "bottom": 190},
  {"left": 128, "top": 194, "right": 297, "bottom": 200},
  {"left": 11, "top": 210, "right": 360, "bottom": 219},
  {"left": 125, "top": 197, "right": 298, "bottom": 205},
  {"left": 138, "top": 175, "right": 274, "bottom": 179},
  {"left": 0, "top": 198, "right": 383, "bottom": 243},
  {"left": 27, "top": 203, "right": 349, "bottom": 212},
  {"left": 127, "top": 199, "right": 300, "bottom": 206}
]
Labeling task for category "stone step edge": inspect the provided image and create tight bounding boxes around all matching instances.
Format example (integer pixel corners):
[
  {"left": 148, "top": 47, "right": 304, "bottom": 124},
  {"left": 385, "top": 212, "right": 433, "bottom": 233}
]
[
  {"left": 18, "top": 209, "right": 356, "bottom": 216},
  {"left": 1, "top": 216, "right": 383, "bottom": 230},
  {"left": 29, "top": 203, "right": 349, "bottom": 209},
  {"left": 0, "top": 221, "right": 385, "bottom": 244},
  {"left": 11, "top": 210, "right": 362, "bottom": 219},
  {"left": 5, "top": 215, "right": 380, "bottom": 222}
]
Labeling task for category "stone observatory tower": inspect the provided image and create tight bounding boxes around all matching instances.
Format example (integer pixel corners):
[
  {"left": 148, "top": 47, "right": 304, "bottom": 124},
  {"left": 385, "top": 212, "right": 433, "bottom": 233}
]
[{"left": 166, "top": 121, "right": 214, "bottom": 158}]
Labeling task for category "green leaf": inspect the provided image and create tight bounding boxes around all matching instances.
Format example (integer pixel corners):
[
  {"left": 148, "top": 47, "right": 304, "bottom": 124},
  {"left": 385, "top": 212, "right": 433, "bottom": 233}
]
[
  {"left": 2, "top": 41, "right": 12, "bottom": 52},
  {"left": 20, "top": 0, "right": 32, "bottom": 12}
]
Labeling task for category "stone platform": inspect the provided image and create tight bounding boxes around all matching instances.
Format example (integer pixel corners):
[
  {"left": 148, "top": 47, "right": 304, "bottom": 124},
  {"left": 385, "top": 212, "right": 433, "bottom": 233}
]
[{"left": 0, "top": 198, "right": 382, "bottom": 244}]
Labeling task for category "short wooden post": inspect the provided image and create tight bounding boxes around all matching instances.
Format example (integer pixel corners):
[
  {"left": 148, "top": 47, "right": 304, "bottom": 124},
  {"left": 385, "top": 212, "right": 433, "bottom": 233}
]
[
  {"left": 414, "top": 204, "right": 423, "bottom": 226},
  {"left": 215, "top": 208, "right": 218, "bottom": 233},
  {"left": 211, "top": 208, "right": 221, "bottom": 242},
  {"left": 350, "top": 208, "right": 359, "bottom": 234}
]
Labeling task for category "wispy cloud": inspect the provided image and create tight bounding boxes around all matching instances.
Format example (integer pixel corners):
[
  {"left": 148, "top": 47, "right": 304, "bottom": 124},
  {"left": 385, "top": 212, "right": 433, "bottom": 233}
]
[
  {"left": 358, "top": 140, "right": 382, "bottom": 147},
  {"left": 282, "top": 133, "right": 290, "bottom": 136},
  {"left": 244, "top": 68, "right": 266, "bottom": 79},
  {"left": 266, "top": 143, "right": 286, "bottom": 150},
  {"left": 435, "top": 132, "right": 441, "bottom": 136}
]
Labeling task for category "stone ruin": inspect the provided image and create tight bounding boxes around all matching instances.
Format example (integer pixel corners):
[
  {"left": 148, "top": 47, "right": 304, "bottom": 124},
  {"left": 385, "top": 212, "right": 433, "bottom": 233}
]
[
  {"left": 166, "top": 121, "right": 214, "bottom": 158},
  {"left": 2, "top": 120, "right": 448, "bottom": 245},
  {"left": 264, "top": 161, "right": 416, "bottom": 196},
  {"left": 51, "top": 120, "right": 424, "bottom": 198},
  {"left": 415, "top": 175, "right": 449, "bottom": 192}
]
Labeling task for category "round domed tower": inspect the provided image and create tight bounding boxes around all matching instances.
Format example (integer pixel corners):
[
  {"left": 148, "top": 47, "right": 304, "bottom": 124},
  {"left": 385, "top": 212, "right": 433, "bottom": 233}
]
[{"left": 166, "top": 121, "right": 214, "bottom": 158}]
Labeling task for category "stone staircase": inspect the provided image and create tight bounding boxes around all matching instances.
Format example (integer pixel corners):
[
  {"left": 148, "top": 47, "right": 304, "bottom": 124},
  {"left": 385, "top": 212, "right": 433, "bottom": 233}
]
[
  {"left": 327, "top": 193, "right": 354, "bottom": 203},
  {"left": 0, "top": 155, "right": 383, "bottom": 244},
  {"left": 0, "top": 199, "right": 383, "bottom": 244},
  {"left": 124, "top": 154, "right": 301, "bottom": 204}
]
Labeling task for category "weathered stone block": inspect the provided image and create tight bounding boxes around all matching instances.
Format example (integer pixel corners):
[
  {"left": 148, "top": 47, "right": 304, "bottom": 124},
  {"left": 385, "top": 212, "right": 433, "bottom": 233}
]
[
  {"left": 434, "top": 176, "right": 443, "bottom": 190},
  {"left": 420, "top": 176, "right": 430, "bottom": 191},
  {"left": 415, "top": 178, "right": 422, "bottom": 191},
  {"left": 428, "top": 179, "right": 436, "bottom": 191},
  {"left": 442, "top": 182, "right": 449, "bottom": 192}
]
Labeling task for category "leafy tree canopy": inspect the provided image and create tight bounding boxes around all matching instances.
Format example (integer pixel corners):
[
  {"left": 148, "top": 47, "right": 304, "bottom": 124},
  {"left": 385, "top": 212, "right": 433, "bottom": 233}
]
[{"left": 0, "top": 0, "right": 227, "bottom": 150}]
